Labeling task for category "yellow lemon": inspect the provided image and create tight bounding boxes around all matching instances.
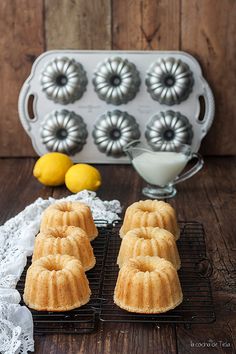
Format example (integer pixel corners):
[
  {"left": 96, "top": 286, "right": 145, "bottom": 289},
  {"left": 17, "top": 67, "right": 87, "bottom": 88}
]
[
  {"left": 33, "top": 152, "right": 73, "bottom": 186},
  {"left": 65, "top": 164, "right": 102, "bottom": 193}
]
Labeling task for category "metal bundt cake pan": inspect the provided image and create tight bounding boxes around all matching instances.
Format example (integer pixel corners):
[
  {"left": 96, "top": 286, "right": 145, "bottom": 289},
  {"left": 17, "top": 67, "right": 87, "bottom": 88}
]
[
  {"left": 145, "top": 110, "right": 193, "bottom": 151},
  {"left": 41, "top": 110, "right": 88, "bottom": 155},
  {"left": 145, "top": 57, "right": 194, "bottom": 105},
  {"left": 41, "top": 57, "right": 88, "bottom": 104},
  {"left": 93, "top": 110, "right": 141, "bottom": 157},
  {"left": 18, "top": 50, "right": 215, "bottom": 163},
  {"left": 93, "top": 57, "right": 141, "bottom": 105}
]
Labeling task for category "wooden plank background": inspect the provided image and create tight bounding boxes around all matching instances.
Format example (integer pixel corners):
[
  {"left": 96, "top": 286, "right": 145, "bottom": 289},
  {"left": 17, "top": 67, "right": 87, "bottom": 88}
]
[{"left": 0, "top": 0, "right": 235, "bottom": 156}]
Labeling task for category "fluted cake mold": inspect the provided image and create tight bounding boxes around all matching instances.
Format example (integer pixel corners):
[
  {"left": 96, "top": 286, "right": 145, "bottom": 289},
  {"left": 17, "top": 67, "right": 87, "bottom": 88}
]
[
  {"left": 145, "top": 110, "right": 193, "bottom": 151},
  {"left": 145, "top": 57, "right": 194, "bottom": 105},
  {"left": 93, "top": 110, "right": 141, "bottom": 157},
  {"left": 18, "top": 50, "right": 215, "bottom": 163},
  {"left": 93, "top": 57, "right": 141, "bottom": 105},
  {"left": 41, "top": 57, "right": 87, "bottom": 104},
  {"left": 41, "top": 110, "right": 88, "bottom": 155}
]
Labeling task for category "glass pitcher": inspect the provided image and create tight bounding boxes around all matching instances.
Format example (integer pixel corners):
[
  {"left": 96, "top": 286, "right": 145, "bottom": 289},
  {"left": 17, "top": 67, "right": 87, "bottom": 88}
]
[{"left": 123, "top": 140, "right": 204, "bottom": 199}]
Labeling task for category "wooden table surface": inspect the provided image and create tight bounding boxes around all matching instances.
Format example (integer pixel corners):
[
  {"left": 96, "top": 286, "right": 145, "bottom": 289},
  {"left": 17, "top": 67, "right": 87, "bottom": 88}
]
[{"left": 1, "top": 157, "right": 235, "bottom": 354}]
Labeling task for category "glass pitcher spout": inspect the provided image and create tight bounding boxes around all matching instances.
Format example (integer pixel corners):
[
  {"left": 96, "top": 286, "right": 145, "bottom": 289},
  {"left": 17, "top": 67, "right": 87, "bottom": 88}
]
[
  {"left": 123, "top": 140, "right": 151, "bottom": 160},
  {"left": 122, "top": 140, "right": 204, "bottom": 199}
]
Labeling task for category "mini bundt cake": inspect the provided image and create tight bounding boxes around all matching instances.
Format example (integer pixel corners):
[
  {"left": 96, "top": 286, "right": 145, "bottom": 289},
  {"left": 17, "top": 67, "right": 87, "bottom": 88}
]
[
  {"left": 40, "top": 201, "right": 98, "bottom": 241},
  {"left": 23, "top": 254, "right": 91, "bottom": 311},
  {"left": 117, "top": 227, "right": 180, "bottom": 269},
  {"left": 114, "top": 256, "right": 183, "bottom": 313},
  {"left": 120, "top": 200, "right": 180, "bottom": 240},
  {"left": 32, "top": 226, "right": 96, "bottom": 271}
]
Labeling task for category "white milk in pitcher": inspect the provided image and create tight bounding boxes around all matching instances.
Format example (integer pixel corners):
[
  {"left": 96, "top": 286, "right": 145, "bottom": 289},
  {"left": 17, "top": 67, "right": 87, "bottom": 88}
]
[{"left": 132, "top": 151, "right": 188, "bottom": 186}]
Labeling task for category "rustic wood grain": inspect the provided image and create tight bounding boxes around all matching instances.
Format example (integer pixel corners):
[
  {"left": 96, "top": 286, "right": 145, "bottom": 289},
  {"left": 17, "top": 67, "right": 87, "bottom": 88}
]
[
  {"left": 172, "top": 159, "right": 236, "bottom": 293},
  {"left": 0, "top": 158, "right": 53, "bottom": 224},
  {"left": 171, "top": 157, "right": 236, "bottom": 353},
  {"left": 0, "top": 0, "right": 44, "bottom": 157},
  {"left": 0, "top": 157, "right": 233, "bottom": 353},
  {"left": 112, "top": 0, "right": 180, "bottom": 50},
  {"left": 45, "top": 0, "right": 111, "bottom": 49},
  {"left": 1, "top": 0, "right": 236, "bottom": 156},
  {"left": 35, "top": 323, "right": 177, "bottom": 354},
  {"left": 181, "top": 0, "right": 236, "bottom": 155}
]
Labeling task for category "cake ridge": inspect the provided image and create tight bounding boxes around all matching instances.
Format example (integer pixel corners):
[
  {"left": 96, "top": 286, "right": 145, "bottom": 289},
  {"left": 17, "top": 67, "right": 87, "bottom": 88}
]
[
  {"left": 24, "top": 254, "right": 91, "bottom": 311},
  {"left": 33, "top": 226, "right": 96, "bottom": 271},
  {"left": 120, "top": 200, "right": 180, "bottom": 240},
  {"left": 40, "top": 201, "right": 98, "bottom": 241},
  {"left": 117, "top": 227, "right": 181, "bottom": 269},
  {"left": 114, "top": 256, "right": 183, "bottom": 313}
]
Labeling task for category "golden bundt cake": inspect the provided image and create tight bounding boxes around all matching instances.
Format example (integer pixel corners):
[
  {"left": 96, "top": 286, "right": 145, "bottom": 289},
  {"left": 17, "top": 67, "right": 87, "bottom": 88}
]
[
  {"left": 40, "top": 201, "right": 98, "bottom": 241},
  {"left": 32, "top": 226, "right": 96, "bottom": 271},
  {"left": 23, "top": 254, "right": 91, "bottom": 311},
  {"left": 120, "top": 200, "right": 180, "bottom": 240},
  {"left": 117, "top": 227, "right": 180, "bottom": 269},
  {"left": 114, "top": 256, "right": 183, "bottom": 313}
]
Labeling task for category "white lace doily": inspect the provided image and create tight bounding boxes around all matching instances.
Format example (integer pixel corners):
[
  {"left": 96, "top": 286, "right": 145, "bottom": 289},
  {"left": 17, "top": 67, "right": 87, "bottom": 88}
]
[{"left": 0, "top": 190, "right": 121, "bottom": 354}]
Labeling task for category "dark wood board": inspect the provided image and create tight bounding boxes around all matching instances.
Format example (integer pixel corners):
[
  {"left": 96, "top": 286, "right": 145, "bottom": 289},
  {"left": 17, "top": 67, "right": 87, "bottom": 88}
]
[
  {"left": 0, "top": 1, "right": 236, "bottom": 156},
  {"left": 0, "top": 0, "right": 44, "bottom": 156},
  {"left": 112, "top": 0, "right": 180, "bottom": 50},
  {"left": 0, "top": 158, "right": 52, "bottom": 224},
  {"left": 181, "top": 0, "right": 236, "bottom": 155},
  {"left": 0, "top": 157, "right": 235, "bottom": 353},
  {"left": 45, "top": 0, "right": 111, "bottom": 50},
  {"left": 171, "top": 157, "right": 236, "bottom": 354}
]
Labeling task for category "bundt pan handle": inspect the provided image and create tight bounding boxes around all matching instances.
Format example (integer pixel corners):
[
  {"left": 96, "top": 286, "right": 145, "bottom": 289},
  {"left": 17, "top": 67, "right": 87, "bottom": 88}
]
[
  {"left": 198, "top": 78, "right": 215, "bottom": 138},
  {"left": 195, "top": 257, "right": 213, "bottom": 278},
  {"left": 18, "top": 81, "right": 37, "bottom": 134}
]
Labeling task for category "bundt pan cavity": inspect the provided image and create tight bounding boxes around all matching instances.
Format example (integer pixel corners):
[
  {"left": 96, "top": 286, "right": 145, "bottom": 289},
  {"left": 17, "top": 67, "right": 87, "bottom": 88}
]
[
  {"left": 41, "top": 109, "right": 88, "bottom": 155},
  {"left": 145, "top": 110, "right": 193, "bottom": 151},
  {"left": 146, "top": 58, "right": 194, "bottom": 105},
  {"left": 93, "top": 110, "right": 141, "bottom": 157},
  {"left": 41, "top": 57, "right": 88, "bottom": 104},
  {"left": 92, "top": 57, "right": 141, "bottom": 105}
]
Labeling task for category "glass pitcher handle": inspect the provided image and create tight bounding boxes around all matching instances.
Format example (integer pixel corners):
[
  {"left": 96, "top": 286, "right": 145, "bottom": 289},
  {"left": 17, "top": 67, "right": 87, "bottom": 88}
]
[{"left": 173, "top": 153, "right": 204, "bottom": 185}]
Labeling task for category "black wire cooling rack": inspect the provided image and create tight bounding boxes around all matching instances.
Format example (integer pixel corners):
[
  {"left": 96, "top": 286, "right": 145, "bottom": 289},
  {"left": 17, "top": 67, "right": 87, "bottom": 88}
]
[
  {"left": 99, "top": 221, "right": 216, "bottom": 325},
  {"left": 16, "top": 221, "right": 111, "bottom": 334},
  {"left": 17, "top": 220, "right": 215, "bottom": 334}
]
